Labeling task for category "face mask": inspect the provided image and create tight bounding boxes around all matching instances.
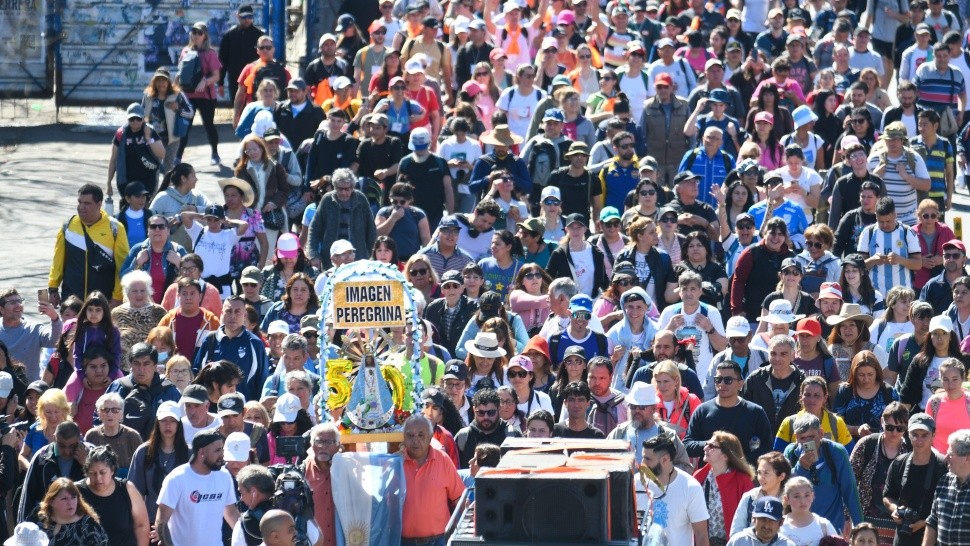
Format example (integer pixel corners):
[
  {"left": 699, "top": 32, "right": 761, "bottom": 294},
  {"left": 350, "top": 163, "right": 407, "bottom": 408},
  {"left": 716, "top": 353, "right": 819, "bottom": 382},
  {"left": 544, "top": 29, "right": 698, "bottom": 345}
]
[{"left": 157, "top": 351, "right": 170, "bottom": 365}]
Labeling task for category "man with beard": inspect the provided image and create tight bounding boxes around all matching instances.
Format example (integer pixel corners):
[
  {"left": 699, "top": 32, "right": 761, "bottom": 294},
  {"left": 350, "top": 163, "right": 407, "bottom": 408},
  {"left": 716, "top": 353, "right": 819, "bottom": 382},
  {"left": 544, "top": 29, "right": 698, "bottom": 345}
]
[
  {"left": 727, "top": 497, "right": 796, "bottom": 546},
  {"left": 921, "top": 240, "right": 970, "bottom": 313},
  {"left": 598, "top": 131, "right": 640, "bottom": 214},
  {"left": 640, "top": 433, "right": 710, "bottom": 546},
  {"left": 157, "top": 429, "right": 240, "bottom": 546},
  {"left": 217, "top": 393, "right": 269, "bottom": 464},
  {"left": 812, "top": 282, "right": 844, "bottom": 340},
  {"left": 608, "top": 383, "right": 692, "bottom": 470},
  {"left": 627, "top": 331, "right": 704, "bottom": 398},
  {"left": 453, "top": 389, "right": 520, "bottom": 468},
  {"left": 304, "top": 423, "right": 339, "bottom": 546},
  {"left": 401, "top": 415, "right": 464, "bottom": 546}
]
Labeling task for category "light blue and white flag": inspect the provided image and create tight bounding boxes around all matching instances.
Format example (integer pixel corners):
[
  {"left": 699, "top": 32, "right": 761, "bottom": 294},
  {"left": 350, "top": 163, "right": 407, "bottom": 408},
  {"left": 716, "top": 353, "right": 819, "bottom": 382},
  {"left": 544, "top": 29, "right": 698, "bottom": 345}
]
[{"left": 332, "top": 452, "right": 406, "bottom": 546}]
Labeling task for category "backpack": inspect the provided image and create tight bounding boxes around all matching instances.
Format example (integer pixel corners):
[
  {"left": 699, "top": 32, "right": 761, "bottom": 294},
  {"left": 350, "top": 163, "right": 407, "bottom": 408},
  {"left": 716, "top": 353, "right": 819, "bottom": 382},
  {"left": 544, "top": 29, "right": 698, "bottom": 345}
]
[
  {"left": 176, "top": 50, "right": 204, "bottom": 90},
  {"left": 683, "top": 148, "right": 733, "bottom": 174},
  {"left": 357, "top": 177, "right": 385, "bottom": 213},
  {"left": 253, "top": 61, "right": 288, "bottom": 98},
  {"left": 402, "top": 38, "right": 446, "bottom": 63},
  {"left": 528, "top": 139, "right": 560, "bottom": 190},
  {"left": 500, "top": 26, "right": 529, "bottom": 44},
  {"left": 117, "top": 375, "right": 176, "bottom": 438}
]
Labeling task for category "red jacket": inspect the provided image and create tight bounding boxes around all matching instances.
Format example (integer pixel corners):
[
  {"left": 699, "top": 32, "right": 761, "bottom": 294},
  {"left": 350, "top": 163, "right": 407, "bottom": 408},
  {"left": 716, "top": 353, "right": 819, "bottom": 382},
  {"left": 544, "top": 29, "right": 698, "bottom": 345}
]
[
  {"left": 692, "top": 465, "right": 755, "bottom": 537},
  {"left": 657, "top": 386, "right": 701, "bottom": 439},
  {"left": 434, "top": 425, "right": 460, "bottom": 468},
  {"left": 914, "top": 222, "right": 955, "bottom": 289}
]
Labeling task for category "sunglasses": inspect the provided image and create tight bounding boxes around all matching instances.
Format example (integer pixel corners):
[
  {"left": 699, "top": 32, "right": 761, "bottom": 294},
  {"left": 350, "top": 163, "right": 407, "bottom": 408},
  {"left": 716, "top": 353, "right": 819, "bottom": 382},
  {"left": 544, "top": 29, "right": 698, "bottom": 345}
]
[
  {"left": 945, "top": 253, "right": 964, "bottom": 259},
  {"left": 149, "top": 223, "right": 168, "bottom": 230},
  {"left": 713, "top": 376, "right": 737, "bottom": 385},
  {"left": 475, "top": 409, "right": 498, "bottom": 417},
  {"left": 639, "top": 189, "right": 657, "bottom": 197},
  {"left": 524, "top": 272, "right": 543, "bottom": 280},
  {"left": 660, "top": 216, "right": 678, "bottom": 224},
  {"left": 572, "top": 311, "right": 591, "bottom": 320},
  {"left": 257, "top": 45, "right": 274, "bottom": 51},
  {"left": 883, "top": 424, "right": 906, "bottom": 433},
  {"left": 372, "top": 29, "right": 387, "bottom": 34},
  {"left": 767, "top": 230, "right": 785, "bottom": 237},
  {"left": 804, "top": 241, "right": 824, "bottom": 249},
  {"left": 190, "top": 29, "right": 204, "bottom": 35},
  {"left": 391, "top": 85, "right": 406, "bottom": 90},
  {"left": 613, "top": 279, "right": 633, "bottom": 287},
  {"left": 850, "top": 118, "right": 866, "bottom": 124},
  {"left": 604, "top": 220, "right": 622, "bottom": 228},
  {"left": 736, "top": 222, "right": 754, "bottom": 230},
  {"left": 579, "top": 54, "right": 592, "bottom": 59},
  {"left": 922, "top": 213, "right": 939, "bottom": 220},
  {"left": 409, "top": 268, "right": 429, "bottom": 276},
  {"left": 543, "top": 198, "right": 561, "bottom": 206},
  {"left": 303, "top": 332, "right": 319, "bottom": 338},
  {"left": 782, "top": 269, "right": 802, "bottom": 276},
  {"left": 475, "top": 71, "right": 490, "bottom": 77},
  {"left": 507, "top": 370, "right": 530, "bottom": 379}
]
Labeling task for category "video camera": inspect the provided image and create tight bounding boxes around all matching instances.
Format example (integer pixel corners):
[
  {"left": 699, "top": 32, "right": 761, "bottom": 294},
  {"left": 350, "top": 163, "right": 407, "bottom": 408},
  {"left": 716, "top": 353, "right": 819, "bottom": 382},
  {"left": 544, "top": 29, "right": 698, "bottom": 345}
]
[
  {"left": 274, "top": 435, "right": 309, "bottom": 460},
  {"left": 0, "top": 416, "right": 30, "bottom": 436},
  {"left": 269, "top": 437, "right": 315, "bottom": 546}
]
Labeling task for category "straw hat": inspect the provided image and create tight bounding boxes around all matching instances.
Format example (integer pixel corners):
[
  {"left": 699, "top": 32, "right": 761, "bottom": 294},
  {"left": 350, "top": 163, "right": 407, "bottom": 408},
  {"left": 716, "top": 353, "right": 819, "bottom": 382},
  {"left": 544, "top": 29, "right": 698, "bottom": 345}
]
[
  {"left": 480, "top": 124, "right": 524, "bottom": 147},
  {"left": 218, "top": 178, "right": 256, "bottom": 208},
  {"left": 464, "top": 332, "right": 507, "bottom": 359},
  {"left": 825, "top": 303, "right": 874, "bottom": 326}
]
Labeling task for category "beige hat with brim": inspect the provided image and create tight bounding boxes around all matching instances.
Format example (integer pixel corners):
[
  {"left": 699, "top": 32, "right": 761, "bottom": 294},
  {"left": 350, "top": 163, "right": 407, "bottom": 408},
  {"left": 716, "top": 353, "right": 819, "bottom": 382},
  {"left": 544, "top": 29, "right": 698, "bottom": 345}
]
[
  {"left": 825, "top": 303, "right": 874, "bottom": 326},
  {"left": 218, "top": 178, "right": 256, "bottom": 208},
  {"left": 480, "top": 124, "right": 524, "bottom": 146}
]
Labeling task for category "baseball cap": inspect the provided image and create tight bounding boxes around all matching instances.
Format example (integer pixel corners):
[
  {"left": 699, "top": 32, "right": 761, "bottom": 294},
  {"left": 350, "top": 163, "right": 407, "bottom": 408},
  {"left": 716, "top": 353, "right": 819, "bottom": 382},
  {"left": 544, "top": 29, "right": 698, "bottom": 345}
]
[
  {"left": 489, "top": 48, "right": 508, "bottom": 61},
  {"left": 439, "top": 215, "right": 461, "bottom": 230},
  {"left": 156, "top": 401, "right": 182, "bottom": 421},
  {"left": 507, "top": 354, "right": 534, "bottom": 373},
  {"left": 192, "top": 429, "right": 224, "bottom": 452},
  {"left": 223, "top": 431, "right": 252, "bottom": 462},
  {"left": 725, "top": 41, "right": 743, "bottom": 52},
  {"left": 0, "top": 372, "right": 13, "bottom": 399},
  {"left": 478, "top": 291, "right": 503, "bottom": 318},
  {"left": 237, "top": 4, "right": 254, "bottom": 15},
  {"left": 440, "top": 270, "right": 464, "bottom": 286},
  {"left": 300, "top": 314, "right": 320, "bottom": 334},
  {"left": 421, "top": 388, "right": 446, "bottom": 408},
  {"left": 944, "top": 240, "right": 967, "bottom": 253},
  {"left": 203, "top": 204, "right": 225, "bottom": 219},
  {"left": 755, "top": 111, "right": 774, "bottom": 124},
  {"left": 335, "top": 14, "right": 356, "bottom": 32},
  {"left": 461, "top": 80, "right": 482, "bottom": 97},
  {"left": 330, "top": 239, "right": 355, "bottom": 256},
  {"left": 286, "top": 77, "right": 307, "bottom": 91},
  {"left": 639, "top": 156, "right": 659, "bottom": 172},
  {"left": 540, "top": 36, "right": 559, "bottom": 51},
  {"left": 780, "top": 257, "right": 803, "bottom": 274},
  {"left": 443, "top": 359, "right": 469, "bottom": 381},
  {"left": 217, "top": 393, "right": 245, "bottom": 416},
  {"left": 817, "top": 282, "right": 843, "bottom": 302},
  {"left": 564, "top": 213, "right": 587, "bottom": 228},
  {"left": 123, "top": 181, "right": 150, "bottom": 197},
  {"left": 240, "top": 266, "right": 263, "bottom": 285},
  {"left": 708, "top": 89, "right": 729, "bottom": 104},
  {"left": 541, "top": 186, "right": 562, "bottom": 201},
  {"left": 752, "top": 497, "right": 784, "bottom": 521},
  {"left": 908, "top": 412, "right": 936, "bottom": 433},
  {"left": 469, "top": 19, "right": 487, "bottom": 31},
  {"left": 409, "top": 127, "right": 432, "bottom": 151},
  {"left": 915, "top": 22, "right": 932, "bottom": 35},
  {"left": 422, "top": 15, "right": 439, "bottom": 28},
  {"left": 795, "top": 317, "right": 822, "bottom": 338},
  {"left": 542, "top": 108, "right": 565, "bottom": 122},
  {"left": 262, "top": 127, "right": 282, "bottom": 141},
  {"left": 267, "top": 320, "right": 290, "bottom": 336},
  {"left": 25, "top": 381, "right": 49, "bottom": 396},
  {"left": 705, "top": 58, "right": 724, "bottom": 71},
  {"left": 516, "top": 217, "right": 545, "bottom": 237},
  {"left": 655, "top": 37, "right": 674, "bottom": 49},
  {"left": 673, "top": 171, "right": 700, "bottom": 185},
  {"left": 276, "top": 232, "right": 300, "bottom": 259},
  {"left": 273, "top": 393, "right": 302, "bottom": 423},
  {"left": 180, "top": 384, "right": 209, "bottom": 405},
  {"left": 724, "top": 316, "right": 751, "bottom": 338},
  {"left": 404, "top": 59, "right": 424, "bottom": 74},
  {"left": 569, "top": 294, "right": 594, "bottom": 313},
  {"left": 735, "top": 212, "right": 754, "bottom": 225},
  {"left": 562, "top": 345, "right": 587, "bottom": 361},
  {"left": 882, "top": 121, "right": 908, "bottom": 141},
  {"left": 126, "top": 103, "right": 145, "bottom": 120},
  {"left": 599, "top": 207, "right": 621, "bottom": 222}
]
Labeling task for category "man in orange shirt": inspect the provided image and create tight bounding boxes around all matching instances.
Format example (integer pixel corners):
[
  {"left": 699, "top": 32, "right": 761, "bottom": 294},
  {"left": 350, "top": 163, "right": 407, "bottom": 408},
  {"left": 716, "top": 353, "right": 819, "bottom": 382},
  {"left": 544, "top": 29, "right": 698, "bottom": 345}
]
[
  {"left": 304, "top": 423, "right": 338, "bottom": 546},
  {"left": 401, "top": 414, "right": 465, "bottom": 546}
]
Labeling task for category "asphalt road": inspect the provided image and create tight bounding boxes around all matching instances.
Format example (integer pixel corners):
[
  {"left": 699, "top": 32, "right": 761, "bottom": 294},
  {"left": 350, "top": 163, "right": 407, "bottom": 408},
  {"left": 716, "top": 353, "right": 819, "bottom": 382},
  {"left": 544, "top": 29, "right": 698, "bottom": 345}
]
[{"left": 1, "top": 111, "right": 969, "bottom": 323}]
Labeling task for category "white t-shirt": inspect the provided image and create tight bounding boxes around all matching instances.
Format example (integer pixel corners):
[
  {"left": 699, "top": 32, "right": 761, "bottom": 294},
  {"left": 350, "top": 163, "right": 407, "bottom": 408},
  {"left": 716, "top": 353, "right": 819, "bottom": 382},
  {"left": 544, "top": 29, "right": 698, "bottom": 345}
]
[
  {"left": 497, "top": 86, "right": 545, "bottom": 141},
  {"left": 741, "top": 0, "right": 769, "bottom": 34},
  {"left": 869, "top": 320, "right": 915, "bottom": 356},
  {"left": 780, "top": 515, "right": 838, "bottom": 546},
  {"left": 157, "top": 464, "right": 236, "bottom": 546},
  {"left": 772, "top": 166, "right": 822, "bottom": 220},
  {"left": 570, "top": 245, "right": 596, "bottom": 297},
  {"left": 645, "top": 468, "right": 710, "bottom": 546},
  {"left": 619, "top": 71, "right": 648, "bottom": 121},
  {"left": 516, "top": 389, "right": 553, "bottom": 417},
  {"left": 438, "top": 137, "right": 483, "bottom": 182},
  {"left": 458, "top": 225, "right": 494, "bottom": 260},
  {"left": 657, "top": 302, "right": 726, "bottom": 389},
  {"left": 185, "top": 222, "right": 242, "bottom": 280},
  {"left": 181, "top": 414, "right": 222, "bottom": 445}
]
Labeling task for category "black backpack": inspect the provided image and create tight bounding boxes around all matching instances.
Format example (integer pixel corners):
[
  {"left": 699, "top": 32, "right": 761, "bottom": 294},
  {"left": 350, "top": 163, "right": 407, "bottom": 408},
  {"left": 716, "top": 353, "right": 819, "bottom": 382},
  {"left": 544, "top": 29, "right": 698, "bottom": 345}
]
[
  {"left": 528, "top": 139, "right": 560, "bottom": 191},
  {"left": 253, "top": 61, "right": 288, "bottom": 97},
  {"left": 117, "top": 376, "right": 175, "bottom": 438},
  {"left": 176, "top": 50, "right": 204, "bottom": 90}
]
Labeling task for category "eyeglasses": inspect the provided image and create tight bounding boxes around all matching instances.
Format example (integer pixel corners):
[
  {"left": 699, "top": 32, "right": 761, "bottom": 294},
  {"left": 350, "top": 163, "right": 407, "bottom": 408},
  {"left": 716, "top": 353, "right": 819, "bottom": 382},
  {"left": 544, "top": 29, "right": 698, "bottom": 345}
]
[
  {"left": 313, "top": 438, "right": 339, "bottom": 447},
  {"left": 736, "top": 223, "right": 754, "bottom": 230},
  {"left": 883, "top": 424, "right": 906, "bottom": 433},
  {"left": 543, "top": 198, "right": 561, "bottom": 206},
  {"left": 654, "top": 84, "right": 670, "bottom": 89},
  {"left": 850, "top": 118, "right": 866, "bottom": 124},
  {"left": 100, "top": 407, "right": 122, "bottom": 414},
  {"left": 303, "top": 332, "right": 319, "bottom": 339},
  {"left": 257, "top": 45, "right": 274, "bottom": 51},
  {"left": 179, "top": 265, "right": 199, "bottom": 273},
  {"left": 524, "top": 272, "right": 543, "bottom": 280},
  {"left": 149, "top": 223, "right": 168, "bottom": 230},
  {"left": 475, "top": 409, "right": 498, "bottom": 417},
  {"left": 2, "top": 299, "right": 23, "bottom": 306},
  {"left": 475, "top": 71, "right": 490, "bottom": 77},
  {"left": 613, "top": 279, "right": 633, "bottom": 287},
  {"left": 372, "top": 29, "right": 387, "bottom": 35},
  {"left": 713, "top": 376, "right": 737, "bottom": 385},
  {"left": 660, "top": 216, "right": 678, "bottom": 224},
  {"left": 391, "top": 85, "right": 406, "bottom": 90},
  {"left": 945, "top": 253, "right": 964, "bottom": 259},
  {"left": 169, "top": 368, "right": 191, "bottom": 375},
  {"left": 639, "top": 189, "right": 657, "bottom": 197},
  {"left": 805, "top": 241, "right": 824, "bottom": 249},
  {"left": 922, "top": 213, "right": 939, "bottom": 220},
  {"left": 498, "top": 398, "right": 516, "bottom": 406},
  {"left": 130, "top": 117, "right": 144, "bottom": 122},
  {"left": 409, "top": 268, "right": 429, "bottom": 276},
  {"left": 617, "top": 143, "right": 635, "bottom": 149},
  {"left": 240, "top": 13, "right": 255, "bottom": 18},
  {"left": 604, "top": 220, "right": 622, "bottom": 228},
  {"left": 729, "top": 337, "right": 746, "bottom": 344},
  {"left": 507, "top": 370, "right": 530, "bottom": 379},
  {"left": 499, "top": 175, "right": 513, "bottom": 182},
  {"left": 521, "top": 72, "right": 536, "bottom": 78},
  {"left": 572, "top": 311, "right": 591, "bottom": 320}
]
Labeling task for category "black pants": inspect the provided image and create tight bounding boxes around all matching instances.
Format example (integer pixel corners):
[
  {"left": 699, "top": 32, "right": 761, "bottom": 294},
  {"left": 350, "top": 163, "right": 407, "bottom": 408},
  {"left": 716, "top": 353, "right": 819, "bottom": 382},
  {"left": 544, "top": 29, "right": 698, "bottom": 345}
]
[{"left": 177, "top": 97, "right": 219, "bottom": 159}]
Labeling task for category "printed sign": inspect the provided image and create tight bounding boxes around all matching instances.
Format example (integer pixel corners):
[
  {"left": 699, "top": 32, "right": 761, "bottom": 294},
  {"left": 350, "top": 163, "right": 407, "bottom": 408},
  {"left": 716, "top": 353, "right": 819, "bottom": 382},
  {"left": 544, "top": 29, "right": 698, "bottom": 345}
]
[{"left": 333, "top": 280, "right": 407, "bottom": 329}]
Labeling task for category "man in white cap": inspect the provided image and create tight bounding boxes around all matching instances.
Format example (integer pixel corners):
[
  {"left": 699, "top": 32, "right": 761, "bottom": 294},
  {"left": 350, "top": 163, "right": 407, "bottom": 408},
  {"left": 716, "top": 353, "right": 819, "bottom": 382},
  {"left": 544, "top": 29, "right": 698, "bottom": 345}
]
[
  {"left": 218, "top": 393, "right": 269, "bottom": 464},
  {"left": 157, "top": 429, "right": 239, "bottom": 546},
  {"left": 303, "top": 33, "right": 350, "bottom": 107},
  {"left": 222, "top": 431, "right": 254, "bottom": 476},
  {"left": 313, "top": 239, "right": 358, "bottom": 295},
  {"left": 401, "top": 16, "right": 453, "bottom": 100},
  {"left": 607, "top": 383, "right": 692, "bottom": 470},
  {"left": 398, "top": 127, "right": 454, "bottom": 231},
  {"left": 706, "top": 316, "right": 768, "bottom": 399}
]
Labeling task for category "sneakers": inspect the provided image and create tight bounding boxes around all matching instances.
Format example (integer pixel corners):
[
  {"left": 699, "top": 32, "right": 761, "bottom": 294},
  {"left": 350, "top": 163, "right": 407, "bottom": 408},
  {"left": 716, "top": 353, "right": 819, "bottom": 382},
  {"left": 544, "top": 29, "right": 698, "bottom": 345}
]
[{"left": 210, "top": 155, "right": 221, "bottom": 166}]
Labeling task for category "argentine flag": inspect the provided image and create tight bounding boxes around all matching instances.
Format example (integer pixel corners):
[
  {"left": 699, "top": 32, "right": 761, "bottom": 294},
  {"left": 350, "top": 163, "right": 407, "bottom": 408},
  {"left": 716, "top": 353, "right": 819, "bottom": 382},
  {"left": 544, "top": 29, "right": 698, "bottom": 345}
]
[{"left": 332, "top": 452, "right": 406, "bottom": 546}]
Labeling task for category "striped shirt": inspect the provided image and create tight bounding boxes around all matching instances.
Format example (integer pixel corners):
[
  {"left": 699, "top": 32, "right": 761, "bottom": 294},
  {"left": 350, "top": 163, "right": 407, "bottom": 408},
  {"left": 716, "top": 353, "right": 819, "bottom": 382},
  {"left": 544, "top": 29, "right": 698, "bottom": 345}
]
[
  {"left": 913, "top": 63, "right": 965, "bottom": 116},
  {"left": 867, "top": 151, "right": 929, "bottom": 226},
  {"left": 911, "top": 136, "right": 954, "bottom": 199},
  {"left": 856, "top": 221, "right": 921, "bottom": 293}
]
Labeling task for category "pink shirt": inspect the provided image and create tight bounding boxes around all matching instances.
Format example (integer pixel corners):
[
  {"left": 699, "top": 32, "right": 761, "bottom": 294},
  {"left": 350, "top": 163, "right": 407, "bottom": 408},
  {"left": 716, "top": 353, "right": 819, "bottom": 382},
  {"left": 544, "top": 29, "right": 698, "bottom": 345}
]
[{"left": 932, "top": 393, "right": 970, "bottom": 453}]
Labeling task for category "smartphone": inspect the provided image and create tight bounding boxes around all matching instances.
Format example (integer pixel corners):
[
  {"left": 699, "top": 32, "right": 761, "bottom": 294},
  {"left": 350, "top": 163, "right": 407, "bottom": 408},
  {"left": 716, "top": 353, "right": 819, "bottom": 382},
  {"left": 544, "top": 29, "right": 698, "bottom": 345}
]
[
  {"left": 802, "top": 440, "right": 817, "bottom": 453},
  {"left": 37, "top": 290, "right": 49, "bottom": 304}
]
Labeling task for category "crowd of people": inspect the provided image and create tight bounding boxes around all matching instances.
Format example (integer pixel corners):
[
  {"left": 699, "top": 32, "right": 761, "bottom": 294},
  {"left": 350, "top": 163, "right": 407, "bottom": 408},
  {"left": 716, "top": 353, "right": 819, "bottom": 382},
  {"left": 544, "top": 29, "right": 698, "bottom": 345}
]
[{"left": 13, "top": 0, "right": 970, "bottom": 544}]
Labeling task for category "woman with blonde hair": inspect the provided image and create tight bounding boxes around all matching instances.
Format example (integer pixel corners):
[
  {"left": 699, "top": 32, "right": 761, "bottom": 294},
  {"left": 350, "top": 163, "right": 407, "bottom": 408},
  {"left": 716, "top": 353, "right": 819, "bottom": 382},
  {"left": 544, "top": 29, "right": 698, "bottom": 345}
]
[
  {"left": 404, "top": 254, "right": 441, "bottom": 303},
  {"left": 692, "top": 431, "right": 755, "bottom": 545},
  {"left": 234, "top": 134, "right": 290, "bottom": 258},
  {"left": 36, "top": 478, "right": 108, "bottom": 545},
  {"left": 653, "top": 359, "right": 701, "bottom": 438},
  {"left": 235, "top": 79, "right": 280, "bottom": 140},
  {"left": 22, "top": 388, "right": 71, "bottom": 460},
  {"left": 142, "top": 69, "right": 193, "bottom": 172},
  {"left": 163, "top": 355, "right": 194, "bottom": 392}
]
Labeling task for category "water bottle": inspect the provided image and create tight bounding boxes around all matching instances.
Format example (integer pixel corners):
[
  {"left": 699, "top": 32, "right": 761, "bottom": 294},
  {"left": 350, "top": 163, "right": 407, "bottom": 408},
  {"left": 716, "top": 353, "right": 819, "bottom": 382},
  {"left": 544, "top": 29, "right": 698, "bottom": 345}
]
[{"left": 104, "top": 196, "right": 114, "bottom": 216}]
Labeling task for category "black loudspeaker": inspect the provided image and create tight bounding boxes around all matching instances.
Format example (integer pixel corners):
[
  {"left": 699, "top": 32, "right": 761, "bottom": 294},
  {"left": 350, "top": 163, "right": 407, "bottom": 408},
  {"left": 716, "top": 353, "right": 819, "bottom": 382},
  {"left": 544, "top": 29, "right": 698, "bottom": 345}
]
[
  {"left": 567, "top": 454, "right": 636, "bottom": 541},
  {"left": 475, "top": 469, "right": 610, "bottom": 543}
]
